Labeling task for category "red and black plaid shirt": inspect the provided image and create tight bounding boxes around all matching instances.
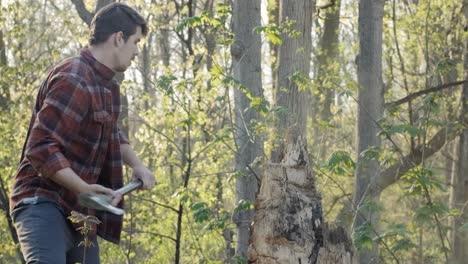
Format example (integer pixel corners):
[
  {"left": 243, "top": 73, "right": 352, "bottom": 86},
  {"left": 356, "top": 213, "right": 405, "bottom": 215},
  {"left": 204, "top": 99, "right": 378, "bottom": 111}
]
[{"left": 10, "top": 48, "right": 129, "bottom": 244}]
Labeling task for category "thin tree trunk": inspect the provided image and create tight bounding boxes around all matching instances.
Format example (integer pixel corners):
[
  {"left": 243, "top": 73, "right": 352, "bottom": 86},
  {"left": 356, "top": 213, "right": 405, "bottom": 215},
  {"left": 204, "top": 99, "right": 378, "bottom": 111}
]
[
  {"left": 231, "top": 0, "right": 264, "bottom": 259},
  {"left": 312, "top": 0, "right": 341, "bottom": 153},
  {"left": 0, "top": 29, "right": 9, "bottom": 109},
  {"left": 268, "top": 0, "right": 279, "bottom": 95},
  {"left": 353, "top": 0, "right": 385, "bottom": 263},
  {"left": 449, "top": 2, "right": 468, "bottom": 261},
  {"left": 316, "top": 1, "right": 341, "bottom": 122}
]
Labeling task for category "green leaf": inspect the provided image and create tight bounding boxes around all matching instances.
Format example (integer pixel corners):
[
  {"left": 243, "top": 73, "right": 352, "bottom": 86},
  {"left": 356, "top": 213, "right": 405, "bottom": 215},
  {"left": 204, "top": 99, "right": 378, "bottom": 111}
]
[
  {"left": 190, "top": 201, "right": 212, "bottom": 223},
  {"left": 390, "top": 238, "right": 417, "bottom": 252},
  {"left": 353, "top": 223, "right": 374, "bottom": 250},
  {"left": 381, "top": 124, "right": 423, "bottom": 137},
  {"left": 359, "top": 147, "right": 380, "bottom": 161},
  {"left": 234, "top": 199, "right": 254, "bottom": 212},
  {"left": 176, "top": 16, "right": 202, "bottom": 32},
  {"left": 326, "top": 151, "right": 355, "bottom": 175}
]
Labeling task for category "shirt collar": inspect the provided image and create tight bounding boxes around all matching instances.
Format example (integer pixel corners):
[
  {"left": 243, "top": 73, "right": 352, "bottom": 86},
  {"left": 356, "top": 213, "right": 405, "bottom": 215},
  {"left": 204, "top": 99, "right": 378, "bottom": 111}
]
[{"left": 80, "top": 47, "right": 116, "bottom": 81}]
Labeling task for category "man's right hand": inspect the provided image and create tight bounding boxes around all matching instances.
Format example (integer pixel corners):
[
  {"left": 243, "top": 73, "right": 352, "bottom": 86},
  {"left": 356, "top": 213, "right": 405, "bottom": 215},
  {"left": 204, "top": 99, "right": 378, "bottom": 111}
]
[
  {"left": 50, "top": 167, "right": 122, "bottom": 206},
  {"left": 86, "top": 184, "right": 122, "bottom": 206}
]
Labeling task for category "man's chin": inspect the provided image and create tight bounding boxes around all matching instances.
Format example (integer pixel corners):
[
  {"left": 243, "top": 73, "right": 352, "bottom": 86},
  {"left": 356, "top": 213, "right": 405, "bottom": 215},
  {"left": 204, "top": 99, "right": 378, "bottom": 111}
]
[{"left": 114, "top": 66, "right": 128, "bottom": 73}]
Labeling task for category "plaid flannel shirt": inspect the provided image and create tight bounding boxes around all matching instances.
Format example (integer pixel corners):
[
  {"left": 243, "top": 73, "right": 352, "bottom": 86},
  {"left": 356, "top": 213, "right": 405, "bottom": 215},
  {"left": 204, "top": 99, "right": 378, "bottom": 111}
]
[{"left": 10, "top": 48, "right": 129, "bottom": 244}]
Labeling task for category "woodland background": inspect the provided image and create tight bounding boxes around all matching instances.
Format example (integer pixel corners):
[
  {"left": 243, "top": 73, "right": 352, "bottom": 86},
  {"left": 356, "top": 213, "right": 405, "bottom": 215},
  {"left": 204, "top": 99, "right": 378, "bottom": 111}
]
[{"left": 0, "top": 0, "right": 467, "bottom": 263}]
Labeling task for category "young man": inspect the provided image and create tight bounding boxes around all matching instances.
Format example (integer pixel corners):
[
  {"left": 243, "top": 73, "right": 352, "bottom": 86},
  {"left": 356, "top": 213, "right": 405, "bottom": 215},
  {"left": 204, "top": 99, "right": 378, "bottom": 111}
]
[{"left": 9, "top": 3, "right": 155, "bottom": 263}]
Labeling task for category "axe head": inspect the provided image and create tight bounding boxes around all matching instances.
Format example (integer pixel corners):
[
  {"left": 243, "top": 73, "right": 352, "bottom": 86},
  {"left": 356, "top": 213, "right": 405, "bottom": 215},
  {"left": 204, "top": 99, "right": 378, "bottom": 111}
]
[{"left": 78, "top": 193, "right": 124, "bottom": 215}]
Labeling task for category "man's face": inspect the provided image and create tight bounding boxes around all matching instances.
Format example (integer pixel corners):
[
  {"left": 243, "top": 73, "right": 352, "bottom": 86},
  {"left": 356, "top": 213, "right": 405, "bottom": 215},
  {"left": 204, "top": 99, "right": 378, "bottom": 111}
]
[{"left": 114, "top": 26, "right": 143, "bottom": 72}]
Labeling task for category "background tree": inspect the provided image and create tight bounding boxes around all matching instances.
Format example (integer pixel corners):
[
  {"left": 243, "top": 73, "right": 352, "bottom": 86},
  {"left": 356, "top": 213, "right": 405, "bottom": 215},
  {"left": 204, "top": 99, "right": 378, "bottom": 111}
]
[
  {"left": 231, "top": 0, "right": 264, "bottom": 261},
  {"left": 449, "top": 1, "right": 468, "bottom": 262},
  {"left": 352, "top": 0, "right": 385, "bottom": 263}
]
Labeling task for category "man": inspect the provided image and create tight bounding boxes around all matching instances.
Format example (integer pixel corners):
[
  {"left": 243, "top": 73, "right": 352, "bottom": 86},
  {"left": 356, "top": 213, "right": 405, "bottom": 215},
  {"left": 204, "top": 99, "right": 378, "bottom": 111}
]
[{"left": 9, "top": 3, "right": 155, "bottom": 263}]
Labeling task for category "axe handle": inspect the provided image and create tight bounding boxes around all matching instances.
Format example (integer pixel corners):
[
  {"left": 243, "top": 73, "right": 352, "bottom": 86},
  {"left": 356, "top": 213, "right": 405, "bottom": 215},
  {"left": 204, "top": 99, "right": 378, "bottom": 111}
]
[{"left": 116, "top": 179, "right": 142, "bottom": 195}]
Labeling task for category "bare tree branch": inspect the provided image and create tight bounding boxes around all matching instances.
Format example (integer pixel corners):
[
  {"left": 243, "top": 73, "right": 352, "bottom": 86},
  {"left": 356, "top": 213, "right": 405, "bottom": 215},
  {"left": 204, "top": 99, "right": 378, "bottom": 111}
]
[
  {"left": 95, "top": 0, "right": 113, "bottom": 13},
  {"left": 385, "top": 80, "right": 468, "bottom": 108},
  {"left": 71, "top": 0, "right": 114, "bottom": 26},
  {"left": 377, "top": 120, "right": 463, "bottom": 192},
  {"left": 123, "top": 228, "right": 177, "bottom": 243},
  {"left": 70, "top": 0, "right": 93, "bottom": 26}
]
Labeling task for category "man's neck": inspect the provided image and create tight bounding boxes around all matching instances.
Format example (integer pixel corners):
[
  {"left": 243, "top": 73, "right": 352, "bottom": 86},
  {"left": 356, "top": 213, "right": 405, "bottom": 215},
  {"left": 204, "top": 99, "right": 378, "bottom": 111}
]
[{"left": 88, "top": 45, "right": 115, "bottom": 72}]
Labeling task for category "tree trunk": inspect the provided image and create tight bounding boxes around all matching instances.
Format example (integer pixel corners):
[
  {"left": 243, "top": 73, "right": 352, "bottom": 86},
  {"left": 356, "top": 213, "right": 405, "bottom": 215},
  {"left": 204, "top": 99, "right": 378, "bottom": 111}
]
[
  {"left": 316, "top": 0, "right": 341, "bottom": 123},
  {"left": 353, "top": 0, "right": 385, "bottom": 263},
  {"left": 231, "top": 0, "right": 264, "bottom": 259},
  {"left": 249, "top": 128, "right": 353, "bottom": 263},
  {"left": 268, "top": 0, "right": 279, "bottom": 95},
  {"left": 312, "top": 0, "right": 341, "bottom": 153},
  {"left": 270, "top": 0, "right": 313, "bottom": 164},
  {"left": 449, "top": 2, "right": 468, "bottom": 262},
  {"left": 249, "top": 0, "right": 353, "bottom": 262}
]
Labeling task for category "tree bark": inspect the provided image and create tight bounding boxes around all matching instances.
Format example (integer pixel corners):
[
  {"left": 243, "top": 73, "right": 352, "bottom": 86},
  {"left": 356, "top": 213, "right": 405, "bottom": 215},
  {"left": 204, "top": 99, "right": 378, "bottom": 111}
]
[
  {"left": 249, "top": 129, "right": 353, "bottom": 263},
  {"left": 270, "top": 0, "right": 313, "bottom": 162},
  {"left": 316, "top": 0, "right": 341, "bottom": 123},
  {"left": 249, "top": 0, "right": 353, "bottom": 262},
  {"left": 231, "top": 0, "right": 264, "bottom": 259},
  {"left": 0, "top": 29, "right": 9, "bottom": 108},
  {"left": 353, "top": 0, "right": 385, "bottom": 263},
  {"left": 312, "top": 0, "right": 341, "bottom": 153},
  {"left": 449, "top": 2, "right": 468, "bottom": 262}
]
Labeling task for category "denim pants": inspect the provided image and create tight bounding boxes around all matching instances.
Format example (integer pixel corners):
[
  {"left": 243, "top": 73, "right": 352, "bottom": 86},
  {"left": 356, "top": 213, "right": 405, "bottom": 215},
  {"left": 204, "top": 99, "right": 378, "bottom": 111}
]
[{"left": 11, "top": 196, "right": 100, "bottom": 264}]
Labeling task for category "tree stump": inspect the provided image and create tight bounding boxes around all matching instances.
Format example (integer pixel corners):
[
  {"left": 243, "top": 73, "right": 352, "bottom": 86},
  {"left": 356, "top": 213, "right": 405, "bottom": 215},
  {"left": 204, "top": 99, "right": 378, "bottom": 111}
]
[{"left": 248, "top": 133, "right": 353, "bottom": 263}]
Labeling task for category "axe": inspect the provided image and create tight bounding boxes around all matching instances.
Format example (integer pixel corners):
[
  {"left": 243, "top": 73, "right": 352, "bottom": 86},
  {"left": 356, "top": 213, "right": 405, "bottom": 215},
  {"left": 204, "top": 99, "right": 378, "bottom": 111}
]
[{"left": 78, "top": 180, "right": 142, "bottom": 215}]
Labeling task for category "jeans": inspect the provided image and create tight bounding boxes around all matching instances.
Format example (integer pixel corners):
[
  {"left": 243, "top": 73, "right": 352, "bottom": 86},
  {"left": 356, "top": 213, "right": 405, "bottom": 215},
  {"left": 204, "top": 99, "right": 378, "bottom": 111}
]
[{"left": 11, "top": 196, "right": 100, "bottom": 264}]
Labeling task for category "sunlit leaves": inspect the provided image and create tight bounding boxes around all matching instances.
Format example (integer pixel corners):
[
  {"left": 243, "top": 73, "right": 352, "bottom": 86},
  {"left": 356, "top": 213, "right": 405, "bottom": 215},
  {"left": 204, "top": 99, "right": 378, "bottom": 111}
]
[
  {"left": 402, "top": 167, "right": 446, "bottom": 196},
  {"left": 254, "top": 24, "right": 282, "bottom": 45},
  {"left": 234, "top": 199, "right": 254, "bottom": 213},
  {"left": 190, "top": 201, "right": 212, "bottom": 223}
]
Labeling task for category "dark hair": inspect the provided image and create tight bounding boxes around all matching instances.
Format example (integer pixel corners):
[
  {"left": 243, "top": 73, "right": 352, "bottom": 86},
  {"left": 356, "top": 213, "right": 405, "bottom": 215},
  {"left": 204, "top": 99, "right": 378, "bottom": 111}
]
[{"left": 89, "top": 3, "right": 148, "bottom": 45}]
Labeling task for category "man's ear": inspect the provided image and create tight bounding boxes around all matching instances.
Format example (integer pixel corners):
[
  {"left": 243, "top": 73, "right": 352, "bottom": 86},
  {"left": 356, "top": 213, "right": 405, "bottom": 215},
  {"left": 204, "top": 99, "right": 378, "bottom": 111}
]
[{"left": 114, "top": 31, "right": 125, "bottom": 47}]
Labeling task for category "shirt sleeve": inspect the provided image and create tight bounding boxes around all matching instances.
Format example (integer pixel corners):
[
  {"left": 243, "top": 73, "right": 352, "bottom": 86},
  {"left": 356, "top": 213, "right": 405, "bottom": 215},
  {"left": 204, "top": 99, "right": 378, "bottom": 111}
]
[{"left": 25, "top": 73, "right": 90, "bottom": 178}]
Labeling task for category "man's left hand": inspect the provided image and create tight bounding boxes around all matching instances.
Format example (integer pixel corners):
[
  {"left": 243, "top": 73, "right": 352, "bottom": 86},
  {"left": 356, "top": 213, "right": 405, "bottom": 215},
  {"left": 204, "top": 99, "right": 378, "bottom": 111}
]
[{"left": 132, "top": 166, "right": 156, "bottom": 190}]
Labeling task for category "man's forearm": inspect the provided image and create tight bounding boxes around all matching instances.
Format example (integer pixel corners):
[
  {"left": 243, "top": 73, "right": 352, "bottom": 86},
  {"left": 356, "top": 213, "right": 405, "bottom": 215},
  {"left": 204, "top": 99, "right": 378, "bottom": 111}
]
[
  {"left": 50, "top": 167, "right": 90, "bottom": 194},
  {"left": 120, "top": 143, "right": 156, "bottom": 189},
  {"left": 121, "top": 143, "right": 144, "bottom": 168}
]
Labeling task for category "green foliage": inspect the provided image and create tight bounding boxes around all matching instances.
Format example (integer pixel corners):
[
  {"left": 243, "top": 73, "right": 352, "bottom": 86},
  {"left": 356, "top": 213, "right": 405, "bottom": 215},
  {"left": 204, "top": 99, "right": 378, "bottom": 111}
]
[
  {"left": 402, "top": 167, "right": 446, "bottom": 196},
  {"left": 353, "top": 222, "right": 375, "bottom": 250},
  {"left": 326, "top": 151, "right": 355, "bottom": 175},
  {"left": 234, "top": 199, "right": 254, "bottom": 213},
  {"left": 254, "top": 24, "right": 283, "bottom": 45},
  {"left": 380, "top": 124, "right": 424, "bottom": 137},
  {"left": 190, "top": 201, "right": 212, "bottom": 223},
  {"left": 380, "top": 223, "right": 417, "bottom": 253}
]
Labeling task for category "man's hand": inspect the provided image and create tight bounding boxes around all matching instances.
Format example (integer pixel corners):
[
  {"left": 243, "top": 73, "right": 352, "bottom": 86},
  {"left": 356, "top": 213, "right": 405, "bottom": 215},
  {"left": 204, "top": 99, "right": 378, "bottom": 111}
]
[
  {"left": 86, "top": 184, "right": 122, "bottom": 207},
  {"left": 131, "top": 165, "right": 156, "bottom": 190},
  {"left": 51, "top": 167, "right": 122, "bottom": 206}
]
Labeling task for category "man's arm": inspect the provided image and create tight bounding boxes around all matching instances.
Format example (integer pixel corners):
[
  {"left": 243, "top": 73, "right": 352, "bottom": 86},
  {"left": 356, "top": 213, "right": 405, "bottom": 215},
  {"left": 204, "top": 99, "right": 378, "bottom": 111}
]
[
  {"left": 25, "top": 74, "right": 120, "bottom": 204},
  {"left": 50, "top": 168, "right": 121, "bottom": 206},
  {"left": 121, "top": 143, "right": 156, "bottom": 190}
]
